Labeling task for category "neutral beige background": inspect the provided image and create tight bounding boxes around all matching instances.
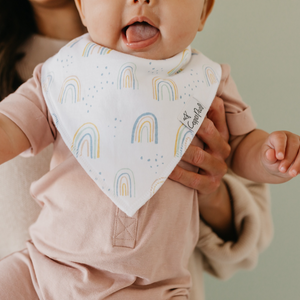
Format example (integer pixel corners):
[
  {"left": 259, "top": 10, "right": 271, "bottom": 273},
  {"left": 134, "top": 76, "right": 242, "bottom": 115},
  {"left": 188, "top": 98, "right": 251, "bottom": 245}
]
[{"left": 191, "top": 0, "right": 300, "bottom": 299}]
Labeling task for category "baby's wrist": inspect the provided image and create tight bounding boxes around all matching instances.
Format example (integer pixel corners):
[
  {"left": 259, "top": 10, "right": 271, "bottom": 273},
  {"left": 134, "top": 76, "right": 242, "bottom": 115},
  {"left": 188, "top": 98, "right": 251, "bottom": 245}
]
[
  {"left": 198, "top": 181, "right": 228, "bottom": 210},
  {"left": 198, "top": 181, "right": 236, "bottom": 241}
]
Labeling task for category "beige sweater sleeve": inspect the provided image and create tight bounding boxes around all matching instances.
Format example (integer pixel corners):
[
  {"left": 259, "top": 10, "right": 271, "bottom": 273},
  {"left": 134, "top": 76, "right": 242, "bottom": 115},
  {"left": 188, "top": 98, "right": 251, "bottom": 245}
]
[{"left": 195, "top": 170, "right": 273, "bottom": 280}]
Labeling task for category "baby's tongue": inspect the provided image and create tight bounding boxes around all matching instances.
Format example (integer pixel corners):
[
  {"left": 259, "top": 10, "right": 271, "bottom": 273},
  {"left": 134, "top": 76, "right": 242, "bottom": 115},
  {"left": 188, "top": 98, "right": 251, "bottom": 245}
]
[{"left": 126, "top": 22, "right": 158, "bottom": 43}]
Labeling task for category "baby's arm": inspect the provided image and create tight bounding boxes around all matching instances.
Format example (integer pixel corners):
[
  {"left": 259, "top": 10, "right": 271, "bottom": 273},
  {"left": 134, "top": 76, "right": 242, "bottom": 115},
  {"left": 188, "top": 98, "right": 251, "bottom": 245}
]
[
  {"left": 0, "top": 113, "right": 30, "bottom": 164},
  {"left": 231, "top": 129, "right": 300, "bottom": 183}
]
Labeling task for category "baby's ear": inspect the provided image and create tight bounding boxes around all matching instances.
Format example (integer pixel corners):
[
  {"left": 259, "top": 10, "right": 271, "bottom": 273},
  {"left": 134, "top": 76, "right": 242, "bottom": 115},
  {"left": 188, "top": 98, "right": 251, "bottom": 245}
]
[
  {"left": 198, "top": 0, "right": 215, "bottom": 31},
  {"left": 74, "top": 0, "right": 87, "bottom": 27}
]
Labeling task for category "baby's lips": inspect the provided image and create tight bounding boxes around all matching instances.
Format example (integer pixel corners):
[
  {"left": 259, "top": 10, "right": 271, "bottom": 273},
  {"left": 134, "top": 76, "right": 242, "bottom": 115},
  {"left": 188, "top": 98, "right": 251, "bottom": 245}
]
[{"left": 126, "top": 22, "right": 159, "bottom": 43}]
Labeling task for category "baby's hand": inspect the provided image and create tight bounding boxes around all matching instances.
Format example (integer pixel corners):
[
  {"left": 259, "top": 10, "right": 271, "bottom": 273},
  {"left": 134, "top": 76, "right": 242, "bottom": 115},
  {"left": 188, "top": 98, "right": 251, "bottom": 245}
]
[{"left": 262, "top": 131, "right": 300, "bottom": 179}]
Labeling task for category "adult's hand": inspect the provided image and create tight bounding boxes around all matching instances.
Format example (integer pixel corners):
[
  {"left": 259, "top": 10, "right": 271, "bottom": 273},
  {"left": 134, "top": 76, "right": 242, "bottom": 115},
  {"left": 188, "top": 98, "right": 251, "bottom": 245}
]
[{"left": 169, "top": 97, "right": 230, "bottom": 200}]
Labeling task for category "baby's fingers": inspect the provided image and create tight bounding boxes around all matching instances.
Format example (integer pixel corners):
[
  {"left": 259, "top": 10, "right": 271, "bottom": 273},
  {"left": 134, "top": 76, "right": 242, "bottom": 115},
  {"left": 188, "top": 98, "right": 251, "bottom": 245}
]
[
  {"left": 268, "top": 131, "right": 287, "bottom": 161},
  {"left": 265, "top": 148, "right": 277, "bottom": 164},
  {"left": 277, "top": 132, "right": 300, "bottom": 173},
  {"left": 288, "top": 151, "right": 300, "bottom": 177}
]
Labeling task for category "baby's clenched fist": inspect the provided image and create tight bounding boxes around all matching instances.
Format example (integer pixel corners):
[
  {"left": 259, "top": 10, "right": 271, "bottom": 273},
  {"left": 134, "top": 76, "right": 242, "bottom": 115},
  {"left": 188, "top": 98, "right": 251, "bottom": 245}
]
[{"left": 262, "top": 131, "right": 300, "bottom": 179}]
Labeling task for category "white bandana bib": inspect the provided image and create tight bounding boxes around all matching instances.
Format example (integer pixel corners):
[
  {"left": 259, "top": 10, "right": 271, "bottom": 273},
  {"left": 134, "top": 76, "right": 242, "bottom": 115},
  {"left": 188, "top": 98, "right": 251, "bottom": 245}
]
[{"left": 41, "top": 33, "right": 221, "bottom": 217}]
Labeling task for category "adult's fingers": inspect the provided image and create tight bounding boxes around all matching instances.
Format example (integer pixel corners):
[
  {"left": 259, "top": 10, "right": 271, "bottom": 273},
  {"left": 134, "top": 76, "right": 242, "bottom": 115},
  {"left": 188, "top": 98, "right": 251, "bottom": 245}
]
[
  {"left": 207, "top": 97, "right": 229, "bottom": 142},
  {"left": 169, "top": 165, "right": 223, "bottom": 195},
  {"left": 196, "top": 118, "right": 231, "bottom": 161},
  {"left": 181, "top": 144, "right": 228, "bottom": 176}
]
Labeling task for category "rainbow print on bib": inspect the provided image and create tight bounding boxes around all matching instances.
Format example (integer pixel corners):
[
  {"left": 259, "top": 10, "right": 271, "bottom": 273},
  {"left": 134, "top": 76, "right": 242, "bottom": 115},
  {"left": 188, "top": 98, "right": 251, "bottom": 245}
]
[
  {"left": 58, "top": 76, "right": 81, "bottom": 104},
  {"left": 174, "top": 124, "right": 194, "bottom": 157},
  {"left": 114, "top": 168, "right": 136, "bottom": 198},
  {"left": 168, "top": 48, "right": 191, "bottom": 76},
  {"left": 152, "top": 77, "right": 178, "bottom": 101},
  {"left": 150, "top": 178, "right": 167, "bottom": 197},
  {"left": 42, "top": 72, "right": 54, "bottom": 93},
  {"left": 82, "top": 42, "right": 112, "bottom": 57},
  {"left": 203, "top": 65, "right": 220, "bottom": 87},
  {"left": 131, "top": 113, "right": 158, "bottom": 144},
  {"left": 71, "top": 123, "right": 100, "bottom": 159},
  {"left": 117, "top": 63, "right": 139, "bottom": 90}
]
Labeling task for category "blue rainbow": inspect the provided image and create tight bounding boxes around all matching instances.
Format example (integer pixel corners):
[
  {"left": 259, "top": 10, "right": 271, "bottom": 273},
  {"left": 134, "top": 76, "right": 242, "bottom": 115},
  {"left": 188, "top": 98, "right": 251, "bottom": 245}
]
[
  {"left": 71, "top": 123, "right": 100, "bottom": 159},
  {"left": 58, "top": 76, "right": 81, "bottom": 104},
  {"left": 67, "top": 37, "right": 82, "bottom": 48},
  {"left": 114, "top": 168, "right": 136, "bottom": 197},
  {"left": 131, "top": 112, "right": 158, "bottom": 144},
  {"left": 203, "top": 66, "right": 219, "bottom": 86},
  {"left": 52, "top": 114, "right": 59, "bottom": 127},
  {"left": 168, "top": 48, "right": 191, "bottom": 75},
  {"left": 174, "top": 124, "right": 194, "bottom": 157},
  {"left": 42, "top": 72, "right": 54, "bottom": 93},
  {"left": 117, "top": 63, "right": 139, "bottom": 90},
  {"left": 152, "top": 77, "right": 178, "bottom": 101},
  {"left": 82, "top": 42, "right": 112, "bottom": 57},
  {"left": 150, "top": 177, "right": 166, "bottom": 196},
  {"left": 191, "top": 49, "right": 200, "bottom": 55}
]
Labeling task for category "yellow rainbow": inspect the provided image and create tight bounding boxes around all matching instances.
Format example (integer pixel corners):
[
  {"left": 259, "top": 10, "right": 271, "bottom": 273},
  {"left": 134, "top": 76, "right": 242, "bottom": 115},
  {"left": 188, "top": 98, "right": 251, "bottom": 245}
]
[
  {"left": 174, "top": 124, "right": 194, "bottom": 157},
  {"left": 71, "top": 122, "right": 100, "bottom": 159},
  {"left": 120, "top": 177, "right": 129, "bottom": 196},
  {"left": 131, "top": 113, "right": 158, "bottom": 144},
  {"left": 82, "top": 42, "right": 112, "bottom": 57},
  {"left": 150, "top": 178, "right": 167, "bottom": 196},
  {"left": 117, "top": 63, "right": 139, "bottom": 90},
  {"left": 114, "top": 168, "right": 135, "bottom": 197},
  {"left": 152, "top": 77, "right": 178, "bottom": 101},
  {"left": 58, "top": 76, "right": 81, "bottom": 104},
  {"left": 203, "top": 66, "right": 219, "bottom": 86},
  {"left": 42, "top": 72, "right": 54, "bottom": 94},
  {"left": 66, "top": 37, "right": 82, "bottom": 48},
  {"left": 168, "top": 48, "right": 190, "bottom": 75}
]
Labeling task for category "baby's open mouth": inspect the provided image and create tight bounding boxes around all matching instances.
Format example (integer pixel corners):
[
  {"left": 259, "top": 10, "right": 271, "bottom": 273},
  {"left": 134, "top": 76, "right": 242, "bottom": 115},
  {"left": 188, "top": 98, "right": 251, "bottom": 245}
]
[{"left": 123, "top": 21, "right": 159, "bottom": 43}]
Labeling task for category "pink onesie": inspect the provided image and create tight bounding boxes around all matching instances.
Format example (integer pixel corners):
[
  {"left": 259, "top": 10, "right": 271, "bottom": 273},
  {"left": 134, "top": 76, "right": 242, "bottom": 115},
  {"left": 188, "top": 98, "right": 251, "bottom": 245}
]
[{"left": 0, "top": 62, "right": 256, "bottom": 300}]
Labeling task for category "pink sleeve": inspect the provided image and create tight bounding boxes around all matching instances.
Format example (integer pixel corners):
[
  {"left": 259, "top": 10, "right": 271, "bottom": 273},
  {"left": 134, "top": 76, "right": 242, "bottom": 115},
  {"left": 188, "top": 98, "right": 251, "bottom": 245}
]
[
  {"left": 0, "top": 64, "right": 56, "bottom": 155},
  {"left": 217, "top": 64, "right": 257, "bottom": 136}
]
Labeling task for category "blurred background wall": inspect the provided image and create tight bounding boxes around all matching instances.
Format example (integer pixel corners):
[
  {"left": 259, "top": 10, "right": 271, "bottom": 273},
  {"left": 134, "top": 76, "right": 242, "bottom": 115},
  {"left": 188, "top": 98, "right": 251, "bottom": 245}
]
[{"left": 191, "top": 0, "right": 300, "bottom": 299}]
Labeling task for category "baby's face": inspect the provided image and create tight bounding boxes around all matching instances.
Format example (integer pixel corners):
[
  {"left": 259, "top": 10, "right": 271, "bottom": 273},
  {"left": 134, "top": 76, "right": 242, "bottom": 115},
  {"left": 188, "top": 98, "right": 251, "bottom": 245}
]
[{"left": 75, "top": 0, "right": 214, "bottom": 60}]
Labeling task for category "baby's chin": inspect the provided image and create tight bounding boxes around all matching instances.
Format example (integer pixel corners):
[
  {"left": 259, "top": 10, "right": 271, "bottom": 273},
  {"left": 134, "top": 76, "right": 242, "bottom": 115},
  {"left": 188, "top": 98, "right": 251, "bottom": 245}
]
[
  {"left": 118, "top": 43, "right": 182, "bottom": 61},
  {"left": 121, "top": 50, "right": 169, "bottom": 60}
]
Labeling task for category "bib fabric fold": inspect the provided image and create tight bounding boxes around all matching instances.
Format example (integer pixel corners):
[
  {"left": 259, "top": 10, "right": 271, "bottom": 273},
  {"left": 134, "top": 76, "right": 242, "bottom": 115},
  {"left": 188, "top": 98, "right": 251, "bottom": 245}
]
[{"left": 41, "top": 33, "right": 221, "bottom": 217}]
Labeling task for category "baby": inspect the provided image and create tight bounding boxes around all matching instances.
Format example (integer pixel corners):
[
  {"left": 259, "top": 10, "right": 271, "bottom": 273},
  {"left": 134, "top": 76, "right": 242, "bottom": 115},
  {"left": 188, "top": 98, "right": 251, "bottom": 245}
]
[{"left": 0, "top": 0, "right": 299, "bottom": 299}]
